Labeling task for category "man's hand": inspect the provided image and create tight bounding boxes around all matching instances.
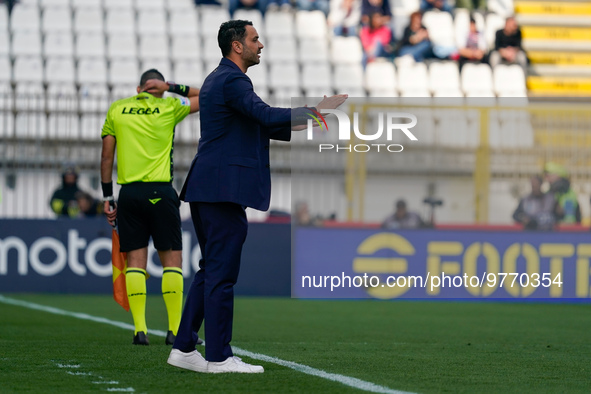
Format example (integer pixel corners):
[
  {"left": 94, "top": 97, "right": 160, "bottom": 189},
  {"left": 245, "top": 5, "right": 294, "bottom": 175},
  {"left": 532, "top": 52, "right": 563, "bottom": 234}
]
[
  {"left": 316, "top": 94, "right": 348, "bottom": 112},
  {"left": 142, "top": 79, "right": 169, "bottom": 95},
  {"left": 104, "top": 201, "right": 117, "bottom": 227}
]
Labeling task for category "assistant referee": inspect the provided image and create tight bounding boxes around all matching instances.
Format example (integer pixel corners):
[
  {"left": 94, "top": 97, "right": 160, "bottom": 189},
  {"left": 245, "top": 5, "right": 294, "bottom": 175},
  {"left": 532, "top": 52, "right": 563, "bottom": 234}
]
[{"left": 100, "top": 69, "right": 199, "bottom": 345}]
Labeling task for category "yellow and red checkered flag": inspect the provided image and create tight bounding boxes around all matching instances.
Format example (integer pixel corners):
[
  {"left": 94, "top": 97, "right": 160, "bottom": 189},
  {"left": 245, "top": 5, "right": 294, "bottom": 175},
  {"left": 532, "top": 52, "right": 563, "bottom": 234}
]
[{"left": 111, "top": 228, "right": 129, "bottom": 312}]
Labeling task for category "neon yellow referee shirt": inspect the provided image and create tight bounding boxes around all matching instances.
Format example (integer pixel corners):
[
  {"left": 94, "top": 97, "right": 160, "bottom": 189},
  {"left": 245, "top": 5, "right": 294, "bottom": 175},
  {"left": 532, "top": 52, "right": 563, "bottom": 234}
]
[{"left": 101, "top": 92, "right": 191, "bottom": 184}]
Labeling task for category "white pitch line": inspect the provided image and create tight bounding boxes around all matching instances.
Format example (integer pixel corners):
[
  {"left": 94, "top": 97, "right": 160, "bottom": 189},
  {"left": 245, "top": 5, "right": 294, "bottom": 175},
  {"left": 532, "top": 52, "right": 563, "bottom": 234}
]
[{"left": 0, "top": 294, "right": 412, "bottom": 394}]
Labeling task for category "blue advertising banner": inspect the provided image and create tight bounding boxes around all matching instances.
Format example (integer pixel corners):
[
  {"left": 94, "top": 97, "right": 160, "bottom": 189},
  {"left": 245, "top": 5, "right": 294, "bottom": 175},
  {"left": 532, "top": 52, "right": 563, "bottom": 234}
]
[
  {"left": 0, "top": 219, "right": 291, "bottom": 296},
  {"left": 293, "top": 227, "right": 591, "bottom": 300}
]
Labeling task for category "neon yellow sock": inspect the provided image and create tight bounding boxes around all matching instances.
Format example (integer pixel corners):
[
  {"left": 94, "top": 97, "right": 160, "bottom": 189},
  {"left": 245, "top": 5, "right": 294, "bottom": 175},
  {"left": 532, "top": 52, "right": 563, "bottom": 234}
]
[
  {"left": 162, "top": 267, "right": 183, "bottom": 335},
  {"left": 126, "top": 268, "right": 147, "bottom": 335}
]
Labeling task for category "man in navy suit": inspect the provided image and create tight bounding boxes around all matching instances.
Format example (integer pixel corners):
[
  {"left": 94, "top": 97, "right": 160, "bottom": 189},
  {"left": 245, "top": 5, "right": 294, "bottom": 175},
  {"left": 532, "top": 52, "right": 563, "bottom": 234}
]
[{"left": 167, "top": 20, "right": 347, "bottom": 373}]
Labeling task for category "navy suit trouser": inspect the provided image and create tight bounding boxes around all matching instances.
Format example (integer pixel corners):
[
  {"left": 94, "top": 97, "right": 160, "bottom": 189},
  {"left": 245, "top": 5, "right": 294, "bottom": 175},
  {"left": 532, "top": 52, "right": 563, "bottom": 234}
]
[{"left": 173, "top": 201, "right": 248, "bottom": 362}]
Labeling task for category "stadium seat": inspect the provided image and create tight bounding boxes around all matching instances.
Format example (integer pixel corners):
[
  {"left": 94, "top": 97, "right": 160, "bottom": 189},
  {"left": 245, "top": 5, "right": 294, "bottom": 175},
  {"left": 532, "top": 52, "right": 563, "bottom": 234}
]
[
  {"left": 171, "top": 36, "right": 200, "bottom": 61},
  {"left": 71, "top": 0, "right": 102, "bottom": 8},
  {"left": 234, "top": 9, "right": 264, "bottom": 35},
  {"left": 298, "top": 38, "right": 329, "bottom": 64},
  {"left": 48, "top": 113, "right": 80, "bottom": 140},
  {"left": 333, "top": 64, "right": 364, "bottom": 92},
  {"left": 398, "top": 62, "right": 428, "bottom": 95},
  {"left": 44, "top": 32, "right": 74, "bottom": 58},
  {"left": 79, "top": 83, "right": 110, "bottom": 113},
  {"left": 104, "top": 0, "right": 133, "bottom": 9},
  {"left": 365, "top": 61, "right": 397, "bottom": 95},
  {"left": 422, "top": 11, "right": 455, "bottom": 48},
  {"left": 39, "top": 0, "right": 70, "bottom": 7},
  {"left": 264, "top": 11, "right": 295, "bottom": 39},
  {"left": 74, "top": 8, "right": 104, "bottom": 33},
  {"left": 487, "top": 0, "right": 514, "bottom": 18},
  {"left": 15, "top": 82, "right": 45, "bottom": 112},
  {"left": 390, "top": 0, "right": 420, "bottom": 16},
  {"left": 485, "top": 13, "right": 505, "bottom": 50},
  {"left": 173, "top": 60, "right": 204, "bottom": 86},
  {"left": 454, "top": 9, "right": 485, "bottom": 49},
  {"left": 493, "top": 64, "right": 526, "bottom": 97},
  {"left": 0, "top": 57, "right": 11, "bottom": 82},
  {"left": 15, "top": 112, "right": 47, "bottom": 139},
  {"left": 330, "top": 36, "right": 363, "bottom": 65},
  {"left": 434, "top": 108, "right": 471, "bottom": 147},
  {"left": 302, "top": 63, "right": 332, "bottom": 96},
  {"left": 245, "top": 63, "right": 268, "bottom": 91},
  {"left": 176, "top": 114, "right": 200, "bottom": 142},
  {"left": 0, "top": 108, "right": 15, "bottom": 138},
  {"left": 76, "top": 33, "right": 105, "bottom": 58},
  {"left": 45, "top": 58, "right": 76, "bottom": 83},
  {"left": 266, "top": 37, "right": 298, "bottom": 64},
  {"left": 141, "top": 59, "right": 171, "bottom": 80},
  {"left": 169, "top": 9, "right": 199, "bottom": 37},
  {"left": 111, "top": 84, "right": 137, "bottom": 101},
  {"left": 80, "top": 114, "right": 104, "bottom": 140},
  {"left": 109, "top": 59, "right": 139, "bottom": 85},
  {"left": 0, "top": 33, "right": 9, "bottom": 57},
  {"left": 77, "top": 58, "right": 108, "bottom": 85},
  {"left": 295, "top": 10, "right": 328, "bottom": 39},
  {"left": 42, "top": 7, "right": 72, "bottom": 33},
  {"left": 11, "top": 32, "right": 42, "bottom": 57},
  {"left": 0, "top": 6, "right": 8, "bottom": 34},
  {"left": 199, "top": 7, "right": 231, "bottom": 38},
  {"left": 461, "top": 63, "right": 494, "bottom": 97},
  {"left": 202, "top": 36, "right": 223, "bottom": 63},
  {"left": 135, "top": 0, "right": 165, "bottom": 10},
  {"left": 10, "top": 5, "right": 40, "bottom": 32},
  {"left": 429, "top": 61, "right": 462, "bottom": 96},
  {"left": 166, "top": 0, "right": 196, "bottom": 10},
  {"left": 392, "top": 14, "right": 410, "bottom": 41},
  {"left": 47, "top": 83, "right": 78, "bottom": 112},
  {"left": 139, "top": 35, "right": 169, "bottom": 60},
  {"left": 106, "top": 9, "right": 136, "bottom": 35},
  {"left": 204, "top": 60, "right": 221, "bottom": 76},
  {"left": 107, "top": 34, "right": 137, "bottom": 59},
  {"left": 270, "top": 63, "right": 300, "bottom": 92},
  {"left": 13, "top": 57, "right": 44, "bottom": 83},
  {"left": 137, "top": 11, "right": 168, "bottom": 36}
]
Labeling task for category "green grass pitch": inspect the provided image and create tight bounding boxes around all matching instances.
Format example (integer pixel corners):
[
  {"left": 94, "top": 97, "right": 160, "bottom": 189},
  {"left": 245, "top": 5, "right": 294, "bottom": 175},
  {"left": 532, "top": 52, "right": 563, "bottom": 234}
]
[{"left": 1, "top": 294, "right": 591, "bottom": 393}]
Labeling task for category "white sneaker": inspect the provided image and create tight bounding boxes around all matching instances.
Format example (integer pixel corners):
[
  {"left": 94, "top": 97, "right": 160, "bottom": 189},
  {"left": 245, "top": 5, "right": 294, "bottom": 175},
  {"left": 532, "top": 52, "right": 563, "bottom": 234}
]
[
  {"left": 167, "top": 349, "right": 208, "bottom": 373},
  {"left": 207, "top": 356, "right": 264, "bottom": 374}
]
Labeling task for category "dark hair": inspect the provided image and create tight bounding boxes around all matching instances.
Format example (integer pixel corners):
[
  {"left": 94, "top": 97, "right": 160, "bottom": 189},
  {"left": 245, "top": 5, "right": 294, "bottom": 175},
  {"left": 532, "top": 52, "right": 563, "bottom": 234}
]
[
  {"left": 218, "top": 20, "right": 253, "bottom": 57},
  {"left": 139, "top": 68, "right": 165, "bottom": 87}
]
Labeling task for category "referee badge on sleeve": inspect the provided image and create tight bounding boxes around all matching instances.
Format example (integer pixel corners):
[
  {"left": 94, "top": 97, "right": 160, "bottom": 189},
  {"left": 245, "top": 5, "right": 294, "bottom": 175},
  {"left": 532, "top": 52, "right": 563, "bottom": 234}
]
[{"left": 180, "top": 97, "right": 190, "bottom": 106}]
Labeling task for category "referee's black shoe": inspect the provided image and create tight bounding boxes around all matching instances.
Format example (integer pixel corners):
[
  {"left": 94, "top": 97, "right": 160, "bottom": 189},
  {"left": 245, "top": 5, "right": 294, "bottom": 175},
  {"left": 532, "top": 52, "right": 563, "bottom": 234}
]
[
  {"left": 133, "top": 331, "right": 149, "bottom": 345},
  {"left": 165, "top": 330, "right": 175, "bottom": 345}
]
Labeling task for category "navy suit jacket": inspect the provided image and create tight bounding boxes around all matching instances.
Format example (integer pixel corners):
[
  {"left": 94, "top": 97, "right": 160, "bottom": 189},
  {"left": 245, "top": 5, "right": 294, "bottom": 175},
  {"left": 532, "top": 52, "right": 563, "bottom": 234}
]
[{"left": 180, "top": 58, "right": 312, "bottom": 211}]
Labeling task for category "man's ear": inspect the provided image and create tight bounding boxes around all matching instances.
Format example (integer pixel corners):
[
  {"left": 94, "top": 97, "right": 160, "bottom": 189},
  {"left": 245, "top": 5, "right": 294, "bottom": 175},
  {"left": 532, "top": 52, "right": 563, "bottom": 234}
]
[
  {"left": 137, "top": 86, "right": 141, "bottom": 94},
  {"left": 233, "top": 41, "right": 243, "bottom": 54}
]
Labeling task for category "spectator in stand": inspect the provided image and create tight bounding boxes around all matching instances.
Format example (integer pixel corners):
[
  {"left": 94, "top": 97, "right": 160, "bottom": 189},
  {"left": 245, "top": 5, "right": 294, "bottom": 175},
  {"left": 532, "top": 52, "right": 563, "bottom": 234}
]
[
  {"left": 294, "top": 201, "right": 322, "bottom": 226},
  {"left": 360, "top": 12, "right": 395, "bottom": 65},
  {"left": 489, "top": 16, "right": 527, "bottom": 73},
  {"left": 382, "top": 199, "right": 426, "bottom": 229},
  {"left": 328, "top": 0, "right": 362, "bottom": 37},
  {"left": 544, "top": 162, "right": 581, "bottom": 224},
  {"left": 455, "top": 0, "right": 486, "bottom": 10},
  {"left": 458, "top": 17, "right": 488, "bottom": 70},
  {"left": 266, "top": 0, "right": 292, "bottom": 11},
  {"left": 76, "top": 191, "right": 103, "bottom": 218},
  {"left": 49, "top": 166, "right": 82, "bottom": 218},
  {"left": 420, "top": 0, "right": 453, "bottom": 14},
  {"left": 361, "top": 0, "right": 391, "bottom": 26},
  {"left": 298, "top": 0, "right": 330, "bottom": 15},
  {"left": 398, "top": 12, "right": 433, "bottom": 62},
  {"left": 512, "top": 175, "right": 557, "bottom": 231},
  {"left": 229, "top": 0, "right": 268, "bottom": 17}
]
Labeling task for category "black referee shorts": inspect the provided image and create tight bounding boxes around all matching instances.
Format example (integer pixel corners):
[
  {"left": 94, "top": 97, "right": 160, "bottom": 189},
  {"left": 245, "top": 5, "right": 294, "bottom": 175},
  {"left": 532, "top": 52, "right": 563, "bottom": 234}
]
[{"left": 117, "top": 182, "right": 182, "bottom": 253}]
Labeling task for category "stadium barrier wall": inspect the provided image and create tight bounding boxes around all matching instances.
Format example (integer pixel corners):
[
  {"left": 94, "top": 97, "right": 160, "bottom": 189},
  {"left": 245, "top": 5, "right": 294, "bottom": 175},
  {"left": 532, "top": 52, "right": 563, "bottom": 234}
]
[{"left": 0, "top": 219, "right": 291, "bottom": 296}]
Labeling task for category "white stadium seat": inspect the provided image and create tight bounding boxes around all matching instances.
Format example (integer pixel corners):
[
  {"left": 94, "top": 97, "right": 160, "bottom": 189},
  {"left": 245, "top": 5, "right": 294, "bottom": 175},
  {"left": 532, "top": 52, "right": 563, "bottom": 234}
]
[
  {"left": 270, "top": 63, "right": 300, "bottom": 91},
  {"left": 461, "top": 63, "right": 494, "bottom": 97},
  {"left": 0, "top": 57, "right": 11, "bottom": 82},
  {"left": 141, "top": 59, "right": 171, "bottom": 81},
  {"left": 264, "top": 11, "right": 294, "bottom": 38},
  {"left": 72, "top": 0, "right": 102, "bottom": 8},
  {"left": 15, "top": 82, "right": 45, "bottom": 112},
  {"left": 171, "top": 36, "right": 201, "bottom": 61},
  {"left": 331, "top": 36, "right": 363, "bottom": 65},
  {"left": 169, "top": 9, "right": 199, "bottom": 37},
  {"left": 106, "top": 9, "right": 136, "bottom": 35},
  {"left": 39, "top": 0, "right": 69, "bottom": 7},
  {"left": 77, "top": 57, "right": 108, "bottom": 84},
  {"left": 42, "top": 7, "right": 72, "bottom": 33},
  {"left": 485, "top": 13, "right": 505, "bottom": 50},
  {"left": 104, "top": 0, "right": 133, "bottom": 9},
  {"left": 167, "top": 0, "right": 195, "bottom": 10},
  {"left": 333, "top": 64, "right": 364, "bottom": 92},
  {"left": 173, "top": 60, "right": 204, "bottom": 86},
  {"left": 47, "top": 83, "right": 78, "bottom": 112},
  {"left": 11, "top": 31, "right": 42, "bottom": 57},
  {"left": 45, "top": 58, "right": 76, "bottom": 83},
  {"left": 298, "top": 38, "right": 329, "bottom": 64},
  {"left": 266, "top": 37, "right": 297, "bottom": 64},
  {"left": 0, "top": 33, "right": 8, "bottom": 57},
  {"left": 199, "top": 7, "right": 231, "bottom": 38},
  {"left": 80, "top": 114, "right": 104, "bottom": 140},
  {"left": 135, "top": 0, "right": 165, "bottom": 10},
  {"left": 234, "top": 9, "right": 264, "bottom": 34},
  {"left": 10, "top": 5, "right": 40, "bottom": 32},
  {"left": 137, "top": 11, "right": 168, "bottom": 36},
  {"left": 44, "top": 32, "right": 74, "bottom": 58},
  {"left": 454, "top": 9, "right": 485, "bottom": 48},
  {"left": 48, "top": 113, "right": 80, "bottom": 140},
  {"left": 488, "top": 0, "right": 514, "bottom": 18},
  {"left": 139, "top": 35, "right": 169, "bottom": 60},
  {"left": 398, "top": 62, "right": 428, "bottom": 95},
  {"left": 202, "top": 36, "right": 222, "bottom": 63},
  {"left": 0, "top": 108, "right": 15, "bottom": 137},
  {"left": 15, "top": 111, "right": 47, "bottom": 139},
  {"left": 295, "top": 10, "right": 327, "bottom": 39},
  {"left": 0, "top": 6, "right": 8, "bottom": 34},
  {"left": 429, "top": 61, "right": 462, "bottom": 96},
  {"left": 245, "top": 63, "right": 268, "bottom": 91},
  {"left": 422, "top": 11, "right": 455, "bottom": 47},
  {"left": 74, "top": 8, "right": 104, "bottom": 33},
  {"left": 76, "top": 33, "right": 105, "bottom": 58},
  {"left": 109, "top": 58, "right": 140, "bottom": 85},
  {"left": 302, "top": 63, "right": 332, "bottom": 94},
  {"left": 79, "top": 83, "right": 110, "bottom": 113},
  {"left": 390, "top": 0, "right": 420, "bottom": 15},
  {"left": 111, "top": 84, "right": 137, "bottom": 101},
  {"left": 13, "top": 57, "right": 44, "bottom": 83},
  {"left": 365, "top": 61, "right": 397, "bottom": 94},
  {"left": 107, "top": 34, "right": 137, "bottom": 59},
  {"left": 493, "top": 64, "right": 526, "bottom": 97}
]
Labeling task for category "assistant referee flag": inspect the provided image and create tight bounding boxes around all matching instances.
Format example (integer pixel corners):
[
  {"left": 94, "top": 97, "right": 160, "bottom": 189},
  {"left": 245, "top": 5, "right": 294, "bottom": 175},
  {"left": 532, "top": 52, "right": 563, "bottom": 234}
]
[{"left": 112, "top": 229, "right": 129, "bottom": 312}]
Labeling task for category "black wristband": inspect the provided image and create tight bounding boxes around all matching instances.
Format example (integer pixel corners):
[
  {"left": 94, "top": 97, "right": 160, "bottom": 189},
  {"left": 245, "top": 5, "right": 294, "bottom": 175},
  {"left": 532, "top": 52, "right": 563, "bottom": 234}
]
[
  {"left": 167, "top": 83, "right": 190, "bottom": 97},
  {"left": 101, "top": 182, "right": 113, "bottom": 198}
]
